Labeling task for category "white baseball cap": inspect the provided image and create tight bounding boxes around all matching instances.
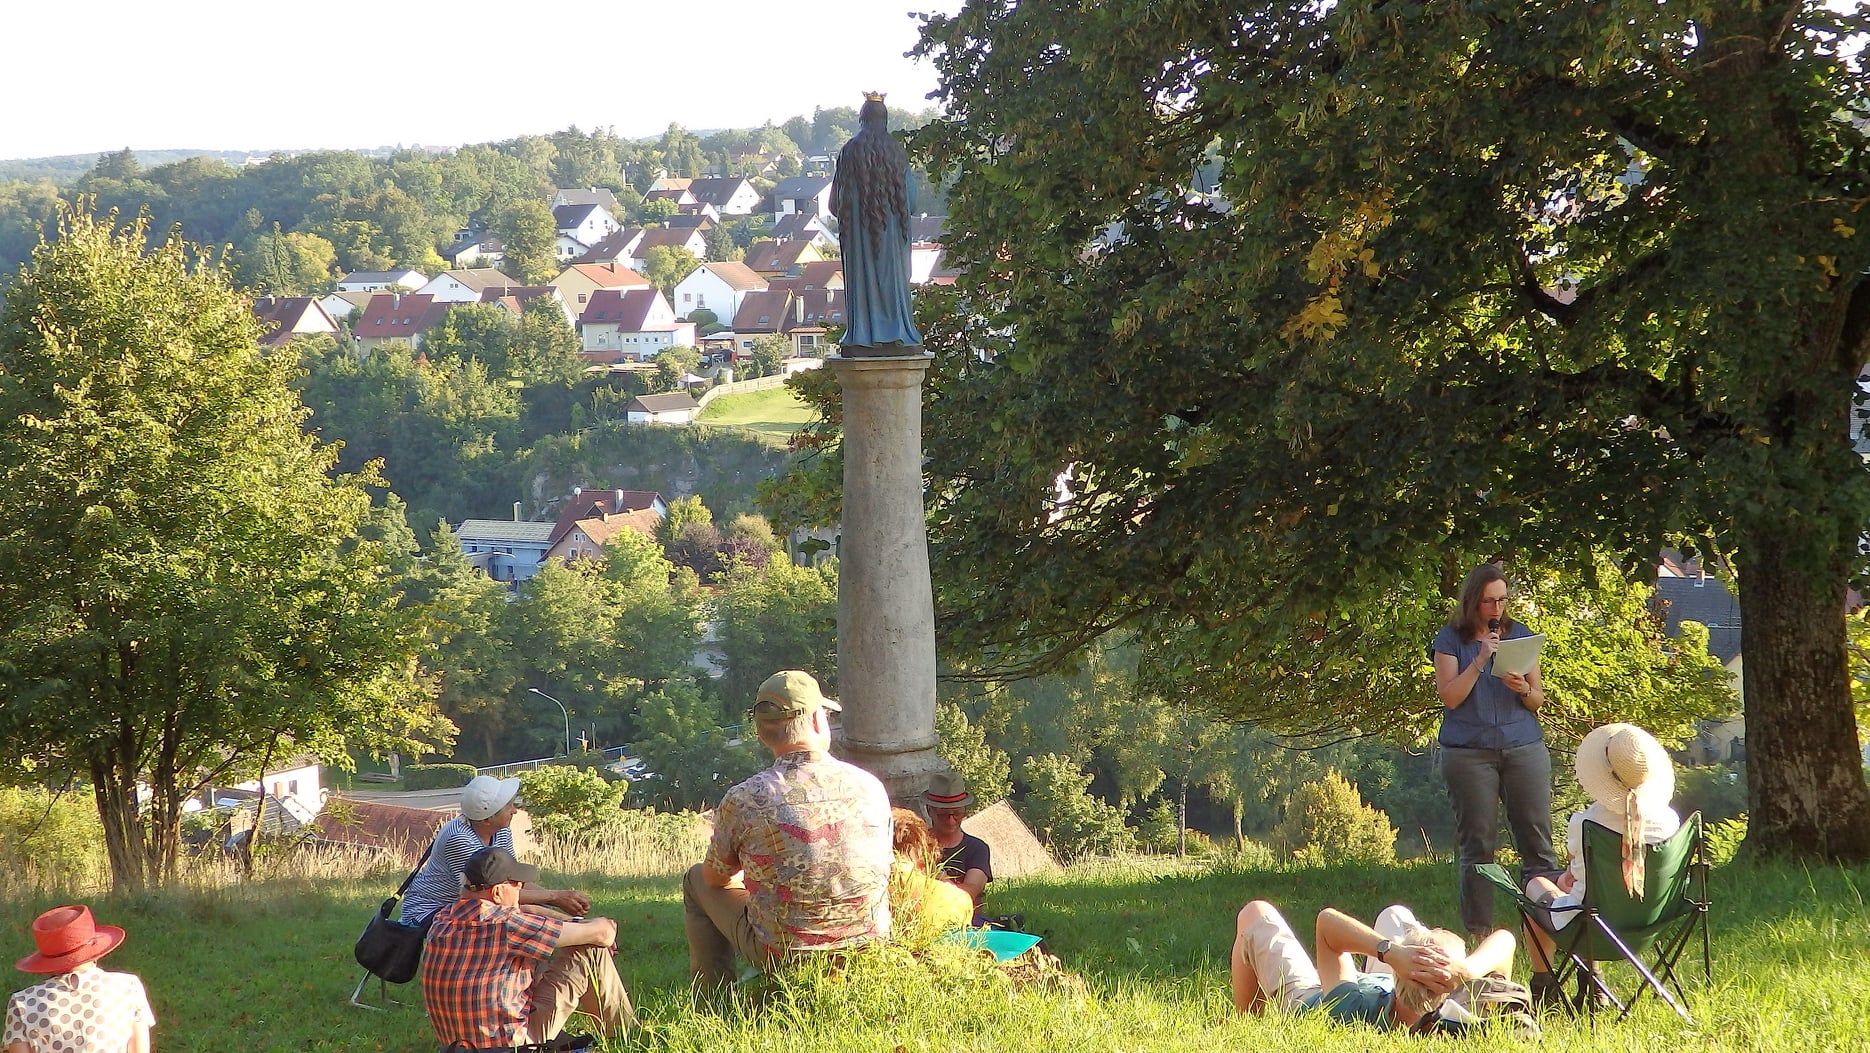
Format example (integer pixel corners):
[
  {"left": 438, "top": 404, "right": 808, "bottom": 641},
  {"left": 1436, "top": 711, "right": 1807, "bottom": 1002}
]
[{"left": 460, "top": 775, "right": 521, "bottom": 821}]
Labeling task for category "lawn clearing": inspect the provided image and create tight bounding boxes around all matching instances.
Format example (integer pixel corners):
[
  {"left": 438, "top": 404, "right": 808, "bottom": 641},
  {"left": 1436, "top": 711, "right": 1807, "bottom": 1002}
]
[
  {"left": 695, "top": 386, "right": 815, "bottom": 445},
  {"left": 6, "top": 854, "right": 1866, "bottom": 1052}
]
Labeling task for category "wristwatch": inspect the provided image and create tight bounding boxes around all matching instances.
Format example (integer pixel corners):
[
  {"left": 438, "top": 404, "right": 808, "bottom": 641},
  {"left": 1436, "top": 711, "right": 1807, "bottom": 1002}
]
[{"left": 1374, "top": 938, "right": 1393, "bottom": 964}]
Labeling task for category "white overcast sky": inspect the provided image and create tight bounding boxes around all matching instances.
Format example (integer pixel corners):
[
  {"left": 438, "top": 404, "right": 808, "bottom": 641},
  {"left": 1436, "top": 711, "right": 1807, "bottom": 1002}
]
[{"left": 2, "top": 0, "right": 959, "bottom": 160}]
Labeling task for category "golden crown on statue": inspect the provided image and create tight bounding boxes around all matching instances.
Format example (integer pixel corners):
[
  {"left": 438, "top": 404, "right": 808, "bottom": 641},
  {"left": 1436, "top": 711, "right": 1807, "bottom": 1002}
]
[{"left": 864, "top": 91, "right": 887, "bottom": 103}]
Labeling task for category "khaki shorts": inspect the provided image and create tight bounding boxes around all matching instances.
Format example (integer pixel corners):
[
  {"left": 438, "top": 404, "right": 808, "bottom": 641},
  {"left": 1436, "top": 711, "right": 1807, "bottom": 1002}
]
[{"left": 1240, "top": 907, "right": 1323, "bottom": 1012}]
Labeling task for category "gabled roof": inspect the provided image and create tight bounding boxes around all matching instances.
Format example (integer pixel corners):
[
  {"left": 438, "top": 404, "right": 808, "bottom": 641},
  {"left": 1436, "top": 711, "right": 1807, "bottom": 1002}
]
[
  {"left": 339, "top": 269, "right": 426, "bottom": 286},
  {"left": 732, "top": 289, "right": 794, "bottom": 332},
  {"left": 312, "top": 798, "right": 449, "bottom": 865},
  {"left": 560, "top": 508, "right": 663, "bottom": 552},
  {"left": 744, "top": 240, "right": 818, "bottom": 272},
  {"left": 651, "top": 176, "right": 694, "bottom": 192},
  {"left": 909, "top": 215, "right": 948, "bottom": 244},
  {"left": 580, "top": 287, "right": 665, "bottom": 330},
  {"left": 479, "top": 285, "right": 556, "bottom": 305},
  {"left": 787, "top": 288, "right": 846, "bottom": 330},
  {"left": 644, "top": 188, "right": 698, "bottom": 205},
  {"left": 456, "top": 519, "right": 556, "bottom": 544},
  {"left": 1654, "top": 575, "right": 1743, "bottom": 664},
  {"left": 773, "top": 175, "right": 832, "bottom": 200},
  {"left": 663, "top": 213, "right": 716, "bottom": 230},
  {"left": 558, "top": 262, "right": 649, "bottom": 289},
  {"left": 794, "top": 260, "right": 844, "bottom": 290},
  {"left": 627, "top": 392, "right": 699, "bottom": 413},
  {"left": 555, "top": 187, "right": 621, "bottom": 212},
  {"left": 772, "top": 214, "right": 833, "bottom": 240},
  {"left": 571, "top": 229, "right": 646, "bottom": 265},
  {"left": 693, "top": 261, "right": 768, "bottom": 292},
  {"left": 250, "top": 296, "right": 338, "bottom": 346},
  {"left": 636, "top": 227, "right": 703, "bottom": 253},
  {"left": 686, "top": 177, "right": 754, "bottom": 207},
  {"left": 547, "top": 489, "right": 665, "bottom": 550},
  {"left": 353, "top": 293, "right": 450, "bottom": 340},
  {"left": 553, "top": 202, "right": 610, "bottom": 228},
  {"left": 434, "top": 269, "right": 519, "bottom": 293}
]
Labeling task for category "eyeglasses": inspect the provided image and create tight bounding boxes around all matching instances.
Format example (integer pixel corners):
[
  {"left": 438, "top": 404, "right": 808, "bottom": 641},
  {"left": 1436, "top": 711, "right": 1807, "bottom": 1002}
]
[{"left": 1479, "top": 595, "right": 1510, "bottom": 607}]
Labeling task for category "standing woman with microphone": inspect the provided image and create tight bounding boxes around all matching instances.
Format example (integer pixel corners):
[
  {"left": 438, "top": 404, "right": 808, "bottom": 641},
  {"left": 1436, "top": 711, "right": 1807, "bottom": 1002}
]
[{"left": 1431, "top": 563, "right": 1561, "bottom": 936}]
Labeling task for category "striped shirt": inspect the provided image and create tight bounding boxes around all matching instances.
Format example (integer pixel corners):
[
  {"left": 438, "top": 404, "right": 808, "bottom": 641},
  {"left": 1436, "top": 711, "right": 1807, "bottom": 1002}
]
[
  {"left": 401, "top": 818, "right": 513, "bottom": 925},
  {"left": 705, "top": 749, "right": 892, "bottom": 954},
  {"left": 420, "top": 897, "right": 563, "bottom": 1048}
]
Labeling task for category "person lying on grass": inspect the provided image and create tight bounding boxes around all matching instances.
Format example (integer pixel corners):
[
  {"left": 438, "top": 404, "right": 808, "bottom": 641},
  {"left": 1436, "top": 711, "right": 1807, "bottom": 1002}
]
[{"left": 1230, "top": 899, "right": 1516, "bottom": 1033}]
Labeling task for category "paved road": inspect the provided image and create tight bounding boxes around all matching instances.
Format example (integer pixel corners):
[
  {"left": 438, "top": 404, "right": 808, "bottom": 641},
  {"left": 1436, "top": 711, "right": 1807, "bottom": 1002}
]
[{"left": 335, "top": 787, "right": 462, "bottom": 812}]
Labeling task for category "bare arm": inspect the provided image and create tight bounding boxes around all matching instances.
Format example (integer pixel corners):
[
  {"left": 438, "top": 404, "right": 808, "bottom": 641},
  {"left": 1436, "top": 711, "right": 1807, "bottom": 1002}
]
[
  {"left": 1500, "top": 664, "right": 1546, "bottom": 713},
  {"left": 520, "top": 884, "right": 590, "bottom": 916},
  {"left": 126, "top": 1019, "right": 151, "bottom": 1053},
  {"left": 951, "top": 868, "right": 989, "bottom": 903},
  {"left": 1434, "top": 650, "right": 1485, "bottom": 709},
  {"left": 1452, "top": 929, "right": 1516, "bottom": 983},
  {"left": 556, "top": 916, "right": 617, "bottom": 951},
  {"left": 1315, "top": 908, "right": 1452, "bottom": 993}
]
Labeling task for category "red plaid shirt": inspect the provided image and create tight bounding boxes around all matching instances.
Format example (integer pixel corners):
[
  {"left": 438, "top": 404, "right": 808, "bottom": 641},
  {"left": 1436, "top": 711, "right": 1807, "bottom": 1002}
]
[{"left": 421, "top": 896, "right": 564, "bottom": 1047}]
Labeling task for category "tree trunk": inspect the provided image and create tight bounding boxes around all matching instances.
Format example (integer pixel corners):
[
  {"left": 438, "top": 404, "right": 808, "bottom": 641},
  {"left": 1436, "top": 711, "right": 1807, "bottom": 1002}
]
[
  {"left": 1738, "top": 530, "right": 1870, "bottom": 860},
  {"left": 91, "top": 756, "right": 147, "bottom": 893}
]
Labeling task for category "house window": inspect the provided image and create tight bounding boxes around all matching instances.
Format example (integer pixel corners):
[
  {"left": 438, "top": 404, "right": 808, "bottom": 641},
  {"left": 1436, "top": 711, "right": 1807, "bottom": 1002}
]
[
  {"left": 683, "top": 293, "right": 691, "bottom": 302},
  {"left": 288, "top": 779, "right": 299, "bottom": 795}
]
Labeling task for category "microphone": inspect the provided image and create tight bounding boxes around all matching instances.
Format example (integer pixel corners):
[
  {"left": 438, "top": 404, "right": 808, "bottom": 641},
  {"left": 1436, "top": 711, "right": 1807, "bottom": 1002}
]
[{"left": 1488, "top": 618, "right": 1499, "bottom": 634}]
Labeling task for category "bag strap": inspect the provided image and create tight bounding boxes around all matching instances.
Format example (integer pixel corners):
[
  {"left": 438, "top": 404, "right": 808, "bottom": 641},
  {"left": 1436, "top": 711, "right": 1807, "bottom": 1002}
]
[{"left": 390, "top": 837, "right": 436, "bottom": 900}]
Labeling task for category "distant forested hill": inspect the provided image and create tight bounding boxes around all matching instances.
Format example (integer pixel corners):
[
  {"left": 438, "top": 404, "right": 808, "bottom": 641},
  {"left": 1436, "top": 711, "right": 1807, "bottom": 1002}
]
[{"left": 0, "top": 110, "right": 940, "bottom": 286}]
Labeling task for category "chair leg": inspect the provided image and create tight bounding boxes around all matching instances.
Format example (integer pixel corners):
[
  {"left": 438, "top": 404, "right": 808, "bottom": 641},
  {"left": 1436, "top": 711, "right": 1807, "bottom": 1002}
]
[
  {"left": 350, "top": 971, "right": 384, "bottom": 1011},
  {"left": 1591, "top": 917, "right": 1691, "bottom": 1023}
]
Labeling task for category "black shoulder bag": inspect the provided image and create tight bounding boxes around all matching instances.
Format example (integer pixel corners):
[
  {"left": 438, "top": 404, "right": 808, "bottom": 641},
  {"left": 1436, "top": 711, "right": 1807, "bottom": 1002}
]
[{"left": 353, "top": 840, "right": 436, "bottom": 984}]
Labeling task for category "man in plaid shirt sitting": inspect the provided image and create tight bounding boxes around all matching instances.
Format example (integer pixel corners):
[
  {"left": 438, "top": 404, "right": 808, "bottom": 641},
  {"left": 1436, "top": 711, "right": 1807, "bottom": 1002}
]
[{"left": 421, "top": 847, "right": 633, "bottom": 1051}]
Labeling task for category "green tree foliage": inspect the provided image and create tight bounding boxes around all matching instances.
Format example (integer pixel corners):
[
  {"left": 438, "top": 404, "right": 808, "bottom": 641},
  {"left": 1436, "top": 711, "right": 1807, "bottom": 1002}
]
[
  {"left": 519, "top": 764, "right": 625, "bottom": 841},
  {"left": 1272, "top": 771, "right": 1397, "bottom": 867},
  {"left": 745, "top": 333, "right": 789, "bottom": 379},
  {"left": 642, "top": 246, "right": 701, "bottom": 296},
  {"left": 715, "top": 558, "right": 839, "bottom": 706},
  {"left": 630, "top": 680, "right": 763, "bottom": 810},
  {"left": 934, "top": 703, "right": 1012, "bottom": 808},
  {"left": 404, "top": 523, "right": 521, "bottom": 763},
  {"left": 491, "top": 197, "right": 559, "bottom": 285},
  {"left": 1018, "top": 753, "right": 1130, "bottom": 862},
  {"left": 236, "top": 224, "right": 338, "bottom": 295},
  {"left": 915, "top": 0, "right": 1870, "bottom": 859},
  {"left": 0, "top": 206, "right": 445, "bottom": 890}
]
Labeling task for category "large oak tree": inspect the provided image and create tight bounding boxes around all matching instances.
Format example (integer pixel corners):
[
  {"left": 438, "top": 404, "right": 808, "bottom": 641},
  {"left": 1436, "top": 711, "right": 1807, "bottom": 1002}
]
[{"left": 913, "top": 1, "right": 1870, "bottom": 858}]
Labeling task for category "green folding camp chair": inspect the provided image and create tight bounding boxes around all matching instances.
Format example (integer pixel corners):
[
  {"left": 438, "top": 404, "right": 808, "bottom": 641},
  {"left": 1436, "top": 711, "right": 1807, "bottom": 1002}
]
[{"left": 1475, "top": 810, "right": 1710, "bottom": 1022}]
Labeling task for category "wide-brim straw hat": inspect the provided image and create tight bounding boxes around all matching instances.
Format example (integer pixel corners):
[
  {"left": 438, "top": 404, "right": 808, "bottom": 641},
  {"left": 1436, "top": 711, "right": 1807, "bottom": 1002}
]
[
  {"left": 16, "top": 905, "right": 126, "bottom": 974},
  {"left": 1575, "top": 723, "right": 1675, "bottom": 815}
]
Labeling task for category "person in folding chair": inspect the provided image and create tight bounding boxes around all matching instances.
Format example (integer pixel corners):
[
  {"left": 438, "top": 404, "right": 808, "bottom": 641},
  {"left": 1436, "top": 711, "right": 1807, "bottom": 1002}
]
[{"left": 1521, "top": 723, "right": 1681, "bottom": 1008}]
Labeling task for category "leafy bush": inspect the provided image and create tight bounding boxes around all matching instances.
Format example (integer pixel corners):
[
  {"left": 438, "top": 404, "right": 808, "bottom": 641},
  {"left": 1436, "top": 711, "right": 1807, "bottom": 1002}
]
[
  {"left": 935, "top": 703, "right": 1012, "bottom": 808},
  {"left": 1204, "top": 838, "right": 1280, "bottom": 875},
  {"left": 1135, "top": 798, "right": 1181, "bottom": 854},
  {"left": 0, "top": 786, "right": 106, "bottom": 890},
  {"left": 403, "top": 763, "right": 477, "bottom": 791},
  {"left": 520, "top": 764, "right": 627, "bottom": 841},
  {"left": 1706, "top": 814, "right": 1748, "bottom": 866},
  {"left": 1274, "top": 769, "right": 1397, "bottom": 866},
  {"left": 1017, "top": 753, "right": 1131, "bottom": 862}
]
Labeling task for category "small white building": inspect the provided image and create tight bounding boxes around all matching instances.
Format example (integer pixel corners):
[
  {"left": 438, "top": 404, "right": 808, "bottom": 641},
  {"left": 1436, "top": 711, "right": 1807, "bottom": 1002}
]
[
  {"left": 673, "top": 261, "right": 769, "bottom": 321},
  {"left": 579, "top": 288, "right": 695, "bottom": 361},
  {"left": 419, "top": 268, "right": 522, "bottom": 304},
  {"left": 624, "top": 392, "right": 700, "bottom": 425},
  {"left": 336, "top": 269, "right": 428, "bottom": 294}
]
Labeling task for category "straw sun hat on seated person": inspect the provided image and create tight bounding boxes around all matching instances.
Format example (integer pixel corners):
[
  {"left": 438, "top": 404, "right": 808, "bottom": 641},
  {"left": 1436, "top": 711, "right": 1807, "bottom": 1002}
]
[{"left": 1574, "top": 723, "right": 1674, "bottom": 814}]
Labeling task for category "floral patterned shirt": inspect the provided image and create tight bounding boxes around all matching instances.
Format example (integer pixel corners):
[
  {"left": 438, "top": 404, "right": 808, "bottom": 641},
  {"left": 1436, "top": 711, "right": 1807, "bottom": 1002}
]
[{"left": 705, "top": 749, "right": 893, "bottom": 954}]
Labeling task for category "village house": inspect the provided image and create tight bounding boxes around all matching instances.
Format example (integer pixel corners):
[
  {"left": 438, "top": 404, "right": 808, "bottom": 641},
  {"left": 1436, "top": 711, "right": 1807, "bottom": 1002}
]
[
  {"left": 770, "top": 175, "right": 833, "bottom": 222},
  {"left": 571, "top": 228, "right": 647, "bottom": 268},
  {"left": 623, "top": 392, "right": 701, "bottom": 425},
  {"left": 554, "top": 202, "right": 622, "bottom": 250},
  {"left": 771, "top": 213, "right": 838, "bottom": 249},
  {"left": 480, "top": 285, "right": 574, "bottom": 327},
  {"left": 550, "top": 262, "right": 650, "bottom": 312},
  {"left": 544, "top": 487, "right": 667, "bottom": 563},
  {"left": 629, "top": 227, "right": 710, "bottom": 270},
  {"left": 250, "top": 296, "right": 339, "bottom": 348},
  {"left": 317, "top": 289, "right": 373, "bottom": 322},
  {"left": 578, "top": 288, "right": 695, "bottom": 361},
  {"left": 419, "top": 268, "right": 523, "bottom": 304},
  {"left": 351, "top": 293, "right": 451, "bottom": 354},
  {"left": 673, "top": 260, "right": 768, "bottom": 321},
  {"left": 685, "top": 176, "right": 761, "bottom": 216},
  {"left": 744, "top": 239, "right": 826, "bottom": 278},
  {"left": 336, "top": 269, "right": 427, "bottom": 294},
  {"left": 552, "top": 187, "right": 623, "bottom": 214},
  {"left": 455, "top": 514, "right": 557, "bottom": 584}
]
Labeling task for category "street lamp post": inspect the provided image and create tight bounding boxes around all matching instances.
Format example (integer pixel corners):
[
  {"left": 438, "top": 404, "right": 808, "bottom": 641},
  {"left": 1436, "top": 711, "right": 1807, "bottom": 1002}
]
[{"left": 527, "top": 688, "right": 572, "bottom": 759}]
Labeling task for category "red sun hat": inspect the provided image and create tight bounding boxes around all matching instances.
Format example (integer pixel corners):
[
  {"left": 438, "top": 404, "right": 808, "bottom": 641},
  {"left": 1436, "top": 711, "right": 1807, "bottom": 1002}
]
[{"left": 15, "top": 905, "right": 126, "bottom": 974}]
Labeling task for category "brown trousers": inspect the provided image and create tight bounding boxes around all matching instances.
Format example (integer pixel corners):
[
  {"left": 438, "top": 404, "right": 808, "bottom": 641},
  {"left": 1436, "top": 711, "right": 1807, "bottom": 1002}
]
[{"left": 517, "top": 944, "right": 635, "bottom": 1044}]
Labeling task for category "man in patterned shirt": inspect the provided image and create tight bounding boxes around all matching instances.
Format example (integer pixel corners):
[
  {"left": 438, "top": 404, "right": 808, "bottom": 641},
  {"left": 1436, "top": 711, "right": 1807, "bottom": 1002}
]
[
  {"left": 682, "top": 669, "right": 894, "bottom": 991},
  {"left": 421, "top": 848, "right": 633, "bottom": 1050}
]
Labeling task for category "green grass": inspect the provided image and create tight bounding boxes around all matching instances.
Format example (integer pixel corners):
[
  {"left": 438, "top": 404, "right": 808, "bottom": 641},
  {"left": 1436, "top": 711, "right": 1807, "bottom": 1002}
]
[
  {"left": 6, "top": 854, "right": 1868, "bottom": 1052},
  {"left": 694, "top": 387, "right": 815, "bottom": 445}
]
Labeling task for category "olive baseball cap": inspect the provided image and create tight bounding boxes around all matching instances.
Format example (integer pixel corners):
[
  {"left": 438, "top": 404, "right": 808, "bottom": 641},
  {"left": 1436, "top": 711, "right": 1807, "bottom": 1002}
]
[{"left": 751, "top": 670, "right": 842, "bottom": 721}]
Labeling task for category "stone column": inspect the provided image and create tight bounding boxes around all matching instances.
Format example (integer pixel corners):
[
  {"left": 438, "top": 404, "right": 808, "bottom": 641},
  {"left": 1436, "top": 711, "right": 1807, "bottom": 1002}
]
[{"left": 828, "top": 351, "right": 944, "bottom": 806}]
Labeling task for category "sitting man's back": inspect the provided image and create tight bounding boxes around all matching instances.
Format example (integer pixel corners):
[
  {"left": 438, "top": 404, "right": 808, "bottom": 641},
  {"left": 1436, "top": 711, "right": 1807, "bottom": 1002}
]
[{"left": 684, "top": 669, "right": 893, "bottom": 989}]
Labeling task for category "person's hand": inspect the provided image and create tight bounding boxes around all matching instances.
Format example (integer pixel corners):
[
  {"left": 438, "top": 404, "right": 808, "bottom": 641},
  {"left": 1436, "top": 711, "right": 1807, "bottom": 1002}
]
[
  {"left": 558, "top": 889, "right": 592, "bottom": 915},
  {"left": 1500, "top": 671, "right": 1529, "bottom": 695},
  {"left": 1478, "top": 630, "right": 1500, "bottom": 660},
  {"left": 1389, "top": 944, "right": 1454, "bottom": 993},
  {"left": 1555, "top": 871, "right": 1577, "bottom": 893},
  {"left": 594, "top": 917, "right": 618, "bottom": 950}
]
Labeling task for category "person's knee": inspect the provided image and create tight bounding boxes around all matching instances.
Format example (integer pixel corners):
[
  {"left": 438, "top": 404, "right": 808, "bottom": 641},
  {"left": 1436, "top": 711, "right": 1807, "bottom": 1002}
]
[
  {"left": 682, "top": 863, "right": 707, "bottom": 902},
  {"left": 1236, "top": 900, "right": 1279, "bottom": 933}
]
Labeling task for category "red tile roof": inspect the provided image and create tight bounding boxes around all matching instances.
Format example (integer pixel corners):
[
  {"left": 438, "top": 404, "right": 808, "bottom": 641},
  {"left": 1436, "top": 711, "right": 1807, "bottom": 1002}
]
[
  {"left": 352, "top": 293, "right": 450, "bottom": 341},
  {"left": 580, "top": 287, "right": 668, "bottom": 330}
]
